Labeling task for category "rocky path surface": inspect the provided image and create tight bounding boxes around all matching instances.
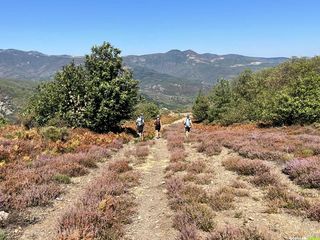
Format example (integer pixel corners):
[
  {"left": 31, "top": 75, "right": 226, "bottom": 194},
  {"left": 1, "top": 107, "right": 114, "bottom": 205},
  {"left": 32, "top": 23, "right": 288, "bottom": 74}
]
[{"left": 123, "top": 138, "right": 177, "bottom": 240}]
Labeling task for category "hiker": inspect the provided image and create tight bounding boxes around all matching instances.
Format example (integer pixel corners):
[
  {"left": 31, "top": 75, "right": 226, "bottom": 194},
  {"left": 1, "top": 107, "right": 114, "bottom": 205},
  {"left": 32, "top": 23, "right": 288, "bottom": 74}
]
[
  {"left": 136, "top": 113, "right": 145, "bottom": 141},
  {"left": 183, "top": 114, "right": 192, "bottom": 138},
  {"left": 154, "top": 115, "right": 162, "bottom": 139}
]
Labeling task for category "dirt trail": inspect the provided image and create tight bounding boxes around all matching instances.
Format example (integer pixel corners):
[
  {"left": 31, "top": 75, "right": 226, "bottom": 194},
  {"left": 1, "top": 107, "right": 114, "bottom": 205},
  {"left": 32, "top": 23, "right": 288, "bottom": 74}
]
[
  {"left": 19, "top": 120, "right": 181, "bottom": 240},
  {"left": 19, "top": 145, "right": 131, "bottom": 240},
  {"left": 123, "top": 138, "right": 177, "bottom": 240}
]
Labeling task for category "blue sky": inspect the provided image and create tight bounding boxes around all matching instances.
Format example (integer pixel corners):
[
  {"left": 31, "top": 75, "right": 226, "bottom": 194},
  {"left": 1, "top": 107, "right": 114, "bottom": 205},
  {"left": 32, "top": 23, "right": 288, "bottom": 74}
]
[{"left": 1, "top": 0, "right": 319, "bottom": 57}]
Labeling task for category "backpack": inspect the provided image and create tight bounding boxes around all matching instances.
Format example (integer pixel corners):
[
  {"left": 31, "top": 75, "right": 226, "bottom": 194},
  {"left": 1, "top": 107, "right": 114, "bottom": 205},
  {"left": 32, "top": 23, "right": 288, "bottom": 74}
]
[
  {"left": 136, "top": 117, "right": 144, "bottom": 127},
  {"left": 154, "top": 118, "right": 160, "bottom": 127},
  {"left": 185, "top": 118, "right": 191, "bottom": 127}
]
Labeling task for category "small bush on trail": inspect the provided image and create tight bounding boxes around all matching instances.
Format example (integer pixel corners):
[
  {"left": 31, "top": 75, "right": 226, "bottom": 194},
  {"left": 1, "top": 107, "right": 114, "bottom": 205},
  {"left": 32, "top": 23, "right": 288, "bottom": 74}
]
[
  {"left": 135, "top": 146, "right": 149, "bottom": 159},
  {"left": 177, "top": 224, "right": 198, "bottom": 240},
  {"left": 175, "top": 203, "right": 216, "bottom": 232},
  {"left": 170, "top": 149, "right": 186, "bottom": 162},
  {"left": 307, "top": 203, "right": 320, "bottom": 222},
  {"left": 265, "top": 185, "right": 310, "bottom": 211},
  {"left": 52, "top": 174, "right": 71, "bottom": 184},
  {"left": 222, "top": 157, "right": 270, "bottom": 176},
  {"left": 251, "top": 172, "right": 279, "bottom": 187},
  {"left": 108, "top": 159, "right": 132, "bottom": 173},
  {"left": 208, "top": 224, "right": 272, "bottom": 240},
  {"left": 187, "top": 160, "right": 207, "bottom": 174},
  {"left": 166, "top": 162, "right": 187, "bottom": 172},
  {"left": 209, "top": 187, "right": 235, "bottom": 211},
  {"left": 283, "top": 157, "right": 320, "bottom": 188}
]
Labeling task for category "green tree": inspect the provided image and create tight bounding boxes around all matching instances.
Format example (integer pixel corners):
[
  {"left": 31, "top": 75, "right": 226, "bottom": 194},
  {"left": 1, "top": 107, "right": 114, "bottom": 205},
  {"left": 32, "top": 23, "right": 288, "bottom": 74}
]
[
  {"left": 134, "top": 101, "right": 160, "bottom": 120},
  {"left": 25, "top": 42, "right": 138, "bottom": 132},
  {"left": 207, "top": 79, "right": 232, "bottom": 122},
  {"left": 192, "top": 90, "right": 209, "bottom": 122}
]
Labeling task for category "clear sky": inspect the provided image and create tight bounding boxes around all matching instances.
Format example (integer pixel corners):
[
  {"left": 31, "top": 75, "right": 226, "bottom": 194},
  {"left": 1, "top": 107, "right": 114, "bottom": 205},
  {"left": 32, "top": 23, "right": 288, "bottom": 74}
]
[{"left": 1, "top": 0, "right": 319, "bottom": 57}]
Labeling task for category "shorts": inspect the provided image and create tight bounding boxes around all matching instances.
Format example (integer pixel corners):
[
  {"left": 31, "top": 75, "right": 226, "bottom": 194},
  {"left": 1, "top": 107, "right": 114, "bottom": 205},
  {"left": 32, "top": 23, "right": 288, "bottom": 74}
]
[
  {"left": 137, "top": 126, "right": 144, "bottom": 133},
  {"left": 185, "top": 126, "right": 191, "bottom": 132},
  {"left": 155, "top": 125, "right": 161, "bottom": 131}
]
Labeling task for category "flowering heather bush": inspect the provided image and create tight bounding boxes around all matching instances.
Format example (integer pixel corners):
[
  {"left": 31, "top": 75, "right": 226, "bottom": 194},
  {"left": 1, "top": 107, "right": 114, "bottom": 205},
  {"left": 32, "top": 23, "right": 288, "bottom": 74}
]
[
  {"left": 265, "top": 185, "right": 310, "bottom": 211},
  {"left": 187, "top": 160, "right": 207, "bottom": 174},
  {"left": 135, "top": 145, "right": 149, "bottom": 159},
  {"left": 177, "top": 224, "right": 198, "bottom": 240},
  {"left": 108, "top": 138, "right": 124, "bottom": 150},
  {"left": 166, "top": 177, "right": 209, "bottom": 210},
  {"left": 251, "top": 172, "right": 279, "bottom": 187},
  {"left": 222, "top": 157, "right": 270, "bottom": 176},
  {"left": 238, "top": 145, "right": 284, "bottom": 161},
  {"left": 209, "top": 187, "right": 235, "bottom": 211},
  {"left": 197, "top": 137, "right": 222, "bottom": 156},
  {"left": 108, "top": 159, "right": 132, "bottom": 174},
  {"left": 283, "top": 157, "right": 320, "bottom": 188},
  {"left": 181, "top": 184, "right": 209, "bottom": 205},
  {"left": 175, "top": 203, "right": 216, "bottom": 232},
  {"left": 167, "top": 134, "right": 185, "bottom": 151},
  {"left": 58, "top": 161, "right": 138, "bottom": 239},
  {"left": 166, "top": 162, "right": 187, "bottom": 172},
  {"left": 183, "top": 173, "right": 213, "bottom": 185},
  {"left": 230, "top": 180, "right": 248, "bottom": 189},
  {"left": 208, "top": 225, "right": 272, "bottom": 240},
  {"left": 166, "top": 176, "right": 184, "bottom": 200},
  {"left": 86, "top": 145, "right": 112, "bottom": 160},
  {"left": 170, "top": 148, "right": 187, "bottom": 162},
  {"left": 0, "top": 144, "right": 115, "bottom": 211},
  {"left": 307, "top": 203, "right": 320, "bottom": 221}
]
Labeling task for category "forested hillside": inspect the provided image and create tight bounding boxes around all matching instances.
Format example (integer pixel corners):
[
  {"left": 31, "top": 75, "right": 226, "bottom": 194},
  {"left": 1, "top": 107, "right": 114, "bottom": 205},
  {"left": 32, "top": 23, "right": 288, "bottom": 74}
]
[{"left": 193, "top": 57, "right": 320, "bottom": 125}]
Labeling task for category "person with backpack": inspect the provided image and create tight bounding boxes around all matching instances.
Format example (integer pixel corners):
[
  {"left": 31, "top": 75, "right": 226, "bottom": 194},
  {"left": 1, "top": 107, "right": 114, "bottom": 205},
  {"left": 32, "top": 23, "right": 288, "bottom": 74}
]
[
  {"left": 154, "top": 115, "right": 162, "bottom": 139},
  {"left": 183, "top": 114, "right": 192, "bottom": 138},
  {"left": 136, "top": 113, "right": 145, "bottom": 141}
]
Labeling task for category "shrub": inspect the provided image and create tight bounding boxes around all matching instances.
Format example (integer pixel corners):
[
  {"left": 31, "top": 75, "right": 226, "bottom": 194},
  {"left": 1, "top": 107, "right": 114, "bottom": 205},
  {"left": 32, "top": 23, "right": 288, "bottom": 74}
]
[
  {"left": 16, "top": 183, "right": 62, "bottom": 209},
  {"left": 108, "top": 159, "right": 132, "bottom": 173},
  {"left": 181, "top": 184, "right": 209, "bottom": 205},
  {"left": 208, "top": 225, "right": 272, "bottom": 240},
  {"left": 170, "top": 149, "right": 186, "bottom": 162},
  {"left": 53, "top": 174, "right": 71, "bottom": 184},
  {"left": 283, "top": 157, "right": 320, "bottom": 188},
  {"left": 177, "top": 224, "right": 198, "bottom": 240},
  {"left": 251, "top": 172, "right": 279, "bottom": 187},
  {"left": 0, "top": 230, "right": 6, "bottom": 240},
  {"left": 187, "top": 160, "right": 207, "bottom": 174},
  {"left": 175, "top": 203, "right": 215, "bottom": 232},
  {"left": 265, "top": 186, "right": 310, "bottom": 211},
  {"left": 40, "top": 126, "right": 69, "bottom": 142},
  {"left": 58, "top": 160, "right": 137, "bottom": 239},
  {"left": 307, "top": 203, "right": 320, "bottom": 222},
  {"left": 166, "top": 162, "right": 187, "bottom": 172},
  {"left": 209, "top": 187, "right": 235, "bottom": 211},
  {"left": 135, "top": 146, "right": 149, "bottom": 158},
  {"left": 183, "top": 173, "right": 213, "bottom": 185},
  {"left": 166, "top": 176, "right": 184, "bottom": 199},
  {"left": 167, "top": 134, "right": 185, "bottom": 151},
  {"left": 222, "top": 157, "right": 270, "bottom": 176}
]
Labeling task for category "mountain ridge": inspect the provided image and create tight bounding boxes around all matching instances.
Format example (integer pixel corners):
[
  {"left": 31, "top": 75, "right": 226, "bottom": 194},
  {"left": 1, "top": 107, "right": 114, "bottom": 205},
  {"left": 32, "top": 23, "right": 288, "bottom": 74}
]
[{"left": 0, "top": 48, "right": 288, "bottom": 109}]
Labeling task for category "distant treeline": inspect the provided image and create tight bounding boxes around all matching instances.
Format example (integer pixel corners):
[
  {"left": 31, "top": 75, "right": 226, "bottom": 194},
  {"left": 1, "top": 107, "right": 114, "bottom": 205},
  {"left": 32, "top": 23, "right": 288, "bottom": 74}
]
[{"left": 193, "top": 56, "right": 320, "bottom": 125}]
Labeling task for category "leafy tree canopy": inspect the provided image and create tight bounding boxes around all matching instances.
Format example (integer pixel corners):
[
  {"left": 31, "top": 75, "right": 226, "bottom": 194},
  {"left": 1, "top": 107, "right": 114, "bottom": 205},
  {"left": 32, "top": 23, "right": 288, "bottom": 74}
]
[{"left": 25, "top": 42, "right": 139, "bottom": 132}]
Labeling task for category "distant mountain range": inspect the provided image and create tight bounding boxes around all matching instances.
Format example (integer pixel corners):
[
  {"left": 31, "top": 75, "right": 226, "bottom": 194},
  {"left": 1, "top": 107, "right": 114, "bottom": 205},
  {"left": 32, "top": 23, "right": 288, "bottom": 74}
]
[{"left": 0, "top": 48, "right": 288, "bottom": 110}]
